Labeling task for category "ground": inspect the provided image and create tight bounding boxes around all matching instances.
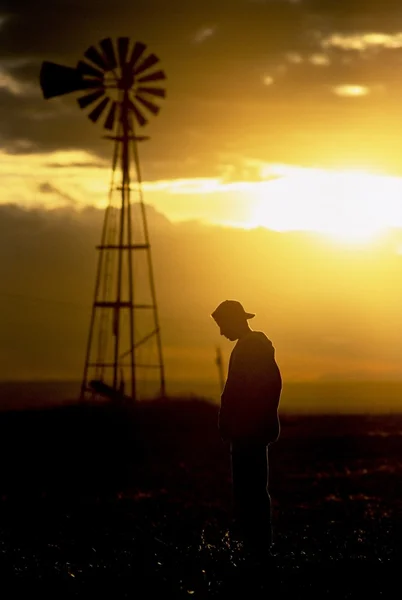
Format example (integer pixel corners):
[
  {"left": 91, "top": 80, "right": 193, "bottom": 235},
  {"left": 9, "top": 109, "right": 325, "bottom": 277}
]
[{"left": 0, "top": 399, "right": 400, "bottom": 597}]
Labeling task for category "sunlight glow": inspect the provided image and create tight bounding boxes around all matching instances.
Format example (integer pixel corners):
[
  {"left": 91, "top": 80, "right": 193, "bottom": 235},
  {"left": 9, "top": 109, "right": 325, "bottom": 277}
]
[
  {"left": 248, "top": 169, "right": 402, "bottom": 243},
  {"left": 333, "top": 85, "right": 369, "bottom": 97},
  {"left": 3, "top": 149, "right": 402, "bottom": 246}
]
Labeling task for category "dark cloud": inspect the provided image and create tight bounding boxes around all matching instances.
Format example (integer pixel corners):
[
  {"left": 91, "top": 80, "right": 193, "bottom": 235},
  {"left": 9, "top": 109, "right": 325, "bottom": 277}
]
[
  {"left": 37, "top": 182, "right": 78, "bottom": 205},
  {"left": 45, "top": 161, "right": 108, "bottom": 169},
  {"left": 217, "top": 154, "right": 283, "bottom": 182},
  {"left": 2, "top": 1, "right": 402, "bottom": 175}
]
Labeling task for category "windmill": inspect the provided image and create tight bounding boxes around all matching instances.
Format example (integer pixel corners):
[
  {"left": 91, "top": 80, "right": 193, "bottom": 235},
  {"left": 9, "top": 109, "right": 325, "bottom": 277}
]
[{"left": 39, "top": 37, "right": 167, "bottom": 402}]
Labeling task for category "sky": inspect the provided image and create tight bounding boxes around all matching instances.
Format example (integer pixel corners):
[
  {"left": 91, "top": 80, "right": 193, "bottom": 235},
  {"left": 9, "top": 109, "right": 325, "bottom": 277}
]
[
  {"left": 3, "top": 0, "right": 402, "bottom": 223},
  {"left": 2, "top": 1, "right": 402, "bottom": 405}
]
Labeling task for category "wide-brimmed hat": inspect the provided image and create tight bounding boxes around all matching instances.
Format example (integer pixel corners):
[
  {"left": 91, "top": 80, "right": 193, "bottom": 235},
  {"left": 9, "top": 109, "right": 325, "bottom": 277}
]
[{"left": 211, "top": 300, "right": 255, "bottom": 322}]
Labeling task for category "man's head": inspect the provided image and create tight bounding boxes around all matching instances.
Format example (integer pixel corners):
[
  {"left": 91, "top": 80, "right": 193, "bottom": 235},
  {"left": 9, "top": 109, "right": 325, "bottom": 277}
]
[{"left": 211, "top": 300, "right": 255, "bottom": 341}]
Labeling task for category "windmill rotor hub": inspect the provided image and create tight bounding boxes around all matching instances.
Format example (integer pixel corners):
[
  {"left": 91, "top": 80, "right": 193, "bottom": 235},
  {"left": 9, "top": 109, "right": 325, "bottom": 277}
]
[{"left": 119, "top": 65, "right": 135, "bottom": 90}]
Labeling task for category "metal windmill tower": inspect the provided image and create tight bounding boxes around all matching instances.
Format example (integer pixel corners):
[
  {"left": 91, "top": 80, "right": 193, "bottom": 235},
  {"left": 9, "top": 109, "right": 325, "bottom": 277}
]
[{"left": 39, "top": 37, "right": 166, "bottom": 402}]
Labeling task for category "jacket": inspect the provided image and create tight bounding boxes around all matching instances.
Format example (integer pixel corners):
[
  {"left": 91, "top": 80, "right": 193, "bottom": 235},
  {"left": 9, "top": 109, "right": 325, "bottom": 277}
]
[{"left": 219, "top": 330, "right": 282, "bottom": 444}]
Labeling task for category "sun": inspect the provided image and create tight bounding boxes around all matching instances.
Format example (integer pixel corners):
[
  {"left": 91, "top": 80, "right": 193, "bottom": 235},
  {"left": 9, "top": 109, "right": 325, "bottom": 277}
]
[{"left": 248, "top": 168, "right": 402, "bottom": 243}]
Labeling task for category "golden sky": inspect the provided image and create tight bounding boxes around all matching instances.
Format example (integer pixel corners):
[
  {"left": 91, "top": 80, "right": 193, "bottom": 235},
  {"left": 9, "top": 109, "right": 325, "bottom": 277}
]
[{"left": 3, "top": 148, "right": 402, "bottom": 244}]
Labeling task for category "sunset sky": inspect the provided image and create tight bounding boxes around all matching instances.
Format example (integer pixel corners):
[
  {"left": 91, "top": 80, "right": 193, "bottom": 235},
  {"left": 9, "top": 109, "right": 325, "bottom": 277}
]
[
  {"left": 2, "top": 1, "right": 402, "bottom": 405},
  {"left": 3, "top": 0, "right": 402, "bottom": 231}
]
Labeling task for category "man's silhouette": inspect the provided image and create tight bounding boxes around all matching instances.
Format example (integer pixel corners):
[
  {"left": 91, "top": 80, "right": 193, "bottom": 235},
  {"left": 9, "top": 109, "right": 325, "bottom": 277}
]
[{"left": 211, "top": 300, "right": 282, "bottom": 556}]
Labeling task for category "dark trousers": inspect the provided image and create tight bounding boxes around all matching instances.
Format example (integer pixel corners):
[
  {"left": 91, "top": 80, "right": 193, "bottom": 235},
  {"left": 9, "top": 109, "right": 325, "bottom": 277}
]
[{"left": 230, "top": 441, "right": 272, "bottom": 549}]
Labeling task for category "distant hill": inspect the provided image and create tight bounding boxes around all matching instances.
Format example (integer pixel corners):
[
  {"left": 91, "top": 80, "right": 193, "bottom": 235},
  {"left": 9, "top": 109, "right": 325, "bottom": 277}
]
[{"left": 1, "top": 380, "right": 401, "bottom": 414}]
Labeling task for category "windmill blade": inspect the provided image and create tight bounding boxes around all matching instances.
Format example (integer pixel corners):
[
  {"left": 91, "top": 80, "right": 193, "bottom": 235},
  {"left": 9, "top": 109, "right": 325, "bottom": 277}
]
[
  {"left": 100, "top": 38, "right": 117, "bottom": 70},
  {"left": 77, "top": 89, "right": 106, "bottom": 109},
  {"left": 84, "top": 45, "right": 108, "bottom": 70},
  {"left": 137, "top": 86, "right": 166, "bottom": 99},
  {"left": 137, "top": 69, "right": 166, "bottom": 83},
  {"left": 135, "top": 94, "right": 160, "bottom": 116},
  {"left": 104, "top": 101, "right": 118, "bottom": 130},
  {"left": 40, "top": 61, "right": 97, "bottom": 99},
  {"left": 128, "top": 100, "right": 148, "bottom": 127},
  {"left": 76, "top": 60, "right": 104, "bottom": 79},
  {"left": 134, "top": 53, "right": 159, "bottom": 76},
  {"left": 129, "top": 42, "right": 147, "bottom": 68},
  {"left": 88, "top": 97, "right": 110, "bottom": 123},
  {"left": 117, "top": 37, "right": 130, "bottom": 67}
]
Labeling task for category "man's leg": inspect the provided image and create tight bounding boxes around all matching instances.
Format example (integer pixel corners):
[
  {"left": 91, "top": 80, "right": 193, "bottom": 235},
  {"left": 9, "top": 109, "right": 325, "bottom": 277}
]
[{"left": 230, "top": 441, "right": 272, "bottom": 551}]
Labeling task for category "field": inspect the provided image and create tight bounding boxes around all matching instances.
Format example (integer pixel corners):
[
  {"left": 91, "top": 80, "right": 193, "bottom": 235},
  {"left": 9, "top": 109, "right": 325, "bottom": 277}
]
[{"left": 0, "top": 397, "right": 400, "bottom": 598}]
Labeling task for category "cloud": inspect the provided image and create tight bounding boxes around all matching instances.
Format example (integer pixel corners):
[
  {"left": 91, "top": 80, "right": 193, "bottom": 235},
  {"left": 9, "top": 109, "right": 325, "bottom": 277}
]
[
  {"left": 193, "top": 25, "right": 217, "bottom": 44},
  {"left": 38, "top": 182, "right": 78, "bottom": 205},
  {"left": 0, "top": 149, "right": 111, "bottom": 208},
  {"left": 309, "top": 53, "right": 331, "bottom": 66},
  {"left": 45, "top": 161, "right": 108, "bottom": 169},
  {"left": 322, "top": 32, "right": 402, "bottom": 51},
  {"left": 0, "top": 66, "right": 35, "bottom": 95},
  {"left": 262, "top": 74, "right": 275, "bottom": 86},
  {"left": 286, "top": 52, "right": 303, "bottom": 64},
  {"left": 216, "top": 155, "right": 283, "bottom": 183}
]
